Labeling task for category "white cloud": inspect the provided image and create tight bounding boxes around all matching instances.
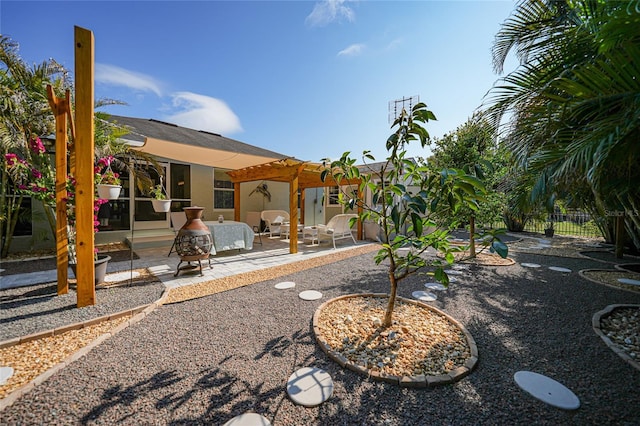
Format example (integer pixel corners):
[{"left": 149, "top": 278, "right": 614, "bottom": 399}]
[
  {"left": 166, "top": 92, "right": 243, "bottom": 135},
  {"left": 95, "top": 64, "right": 163, "bottom": 97},
  {"left": 337, "top": 43, "right": 365, "bottom": 57},
  {"left": 305, "top": 0, "right": 355, "bottom": 27}
]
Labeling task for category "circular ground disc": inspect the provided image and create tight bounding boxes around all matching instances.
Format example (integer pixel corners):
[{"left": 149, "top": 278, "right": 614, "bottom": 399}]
[
  {"left": 549, "top": 266, "right": 572, "bottom": 273},
  {"left": 514, "top": 371, "right": 580, "bottom": 410},
  {"left": 412, "top": 290, "right": 437, "bottom": 301},
  {"left": 521, "top": 263, "right": 542, "bottom": 268},
  {"left": 424, "top": 282, "right": 447, "bottom": 291},
  {"left": 275, "top": 281, "right": 296, "bottom": 290},
  {"left": 223, "top": 413, "right": 271, "bottom": 426},
  {"left": 0, "top": 366, "right": 14, "bottom": 385},
  {"left": 299, "top": 290, "right": 323, "bottom": 301},
  {"left": 444, "top": 269, "right": 463, "bottom": 275},
  {"left": 287, "top": 367, "right": 334, "bottom": 407},
  {"left": 618, "top": 277, "right": 640, "bottom": 286}
]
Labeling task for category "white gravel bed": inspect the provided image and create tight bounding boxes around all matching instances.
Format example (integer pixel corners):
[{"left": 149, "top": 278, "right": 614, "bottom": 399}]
[{"left": 1, "top": 251, "right": 640, "bottom": 424}]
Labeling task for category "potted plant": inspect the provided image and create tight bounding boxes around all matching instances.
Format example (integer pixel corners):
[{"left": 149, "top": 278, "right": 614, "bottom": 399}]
[
  {"left": 149, "top": 182, "right": 172, "bottom": 213},
  {"left": 544, "top": 220, "right": 555, "bottom": 237},
  {"left": 95, "top": 156, "right": 122, "bottom": 200}
]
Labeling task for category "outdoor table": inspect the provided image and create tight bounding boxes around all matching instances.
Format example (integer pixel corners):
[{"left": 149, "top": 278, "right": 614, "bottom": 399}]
[
  {"left": 280, "top": 222, "right": 303, "bottom": 239},
  {"left": 204, "top": 221, "right": 254, "bottom": 254}
]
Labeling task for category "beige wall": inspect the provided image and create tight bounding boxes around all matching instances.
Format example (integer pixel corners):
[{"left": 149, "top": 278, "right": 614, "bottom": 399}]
[{"left": 190, "top": 164, "right": 214, "bottom": 219}]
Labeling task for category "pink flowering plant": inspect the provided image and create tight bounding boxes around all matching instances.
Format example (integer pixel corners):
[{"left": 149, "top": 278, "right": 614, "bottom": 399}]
[
  {"left": 94, "top": 156, "right": 121, "bottom": 186},
  {"left": 4, "top": 139, "right": 114, "bottom": 261}
]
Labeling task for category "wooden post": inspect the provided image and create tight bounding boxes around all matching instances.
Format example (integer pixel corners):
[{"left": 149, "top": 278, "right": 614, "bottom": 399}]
[
  {"left": 289, "top": 172, "right": 300, "bottom": 254},
  {"left": 74, "top": 26, "right": 96, "bottom": 307},
  {"left": 233, "top": 182, "right": 241, "bottom": 221},
  {"left": 46, "top": 86, "right": 70, "bottom": 295}
]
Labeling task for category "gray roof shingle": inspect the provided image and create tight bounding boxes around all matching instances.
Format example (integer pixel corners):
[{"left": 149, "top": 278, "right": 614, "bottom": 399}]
[{"left": 108, "top": 115, "right": 287, "bottom": 159}]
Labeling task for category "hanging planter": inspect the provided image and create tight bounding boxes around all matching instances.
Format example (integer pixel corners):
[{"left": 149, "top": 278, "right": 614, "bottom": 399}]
[
  {"left": 97, "top": 184, "right": 121, "bottom": 200},
  {"left": 96, "top": 159, "right": 122, "bottom": 200},
  {"left": 152, "top": 198, "right": 172, "bottom": 213},
  {"left": 149, "top": 179, "right": 171, "bottom": 213}
]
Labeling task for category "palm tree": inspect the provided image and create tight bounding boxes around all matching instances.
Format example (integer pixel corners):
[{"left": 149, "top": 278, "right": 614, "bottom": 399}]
[
  {"left": 0, "top": 35, "right": 66, "bottom": 257},
  {"left": 484, "top": 0, "right": 640, "bottom": 253}
]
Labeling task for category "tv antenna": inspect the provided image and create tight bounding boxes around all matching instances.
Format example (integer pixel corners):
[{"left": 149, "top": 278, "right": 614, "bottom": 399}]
[{"left": 388, "top": 95, "right": 420, "bottom": 124}]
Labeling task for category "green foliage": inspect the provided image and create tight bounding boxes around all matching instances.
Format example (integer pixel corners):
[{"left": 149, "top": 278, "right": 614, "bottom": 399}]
[
  {"left": 485, "top": 0, "right": 640, "bottom": 250},
  {"left": 322, "top": 103, "right": 508, "bottom": 327}
]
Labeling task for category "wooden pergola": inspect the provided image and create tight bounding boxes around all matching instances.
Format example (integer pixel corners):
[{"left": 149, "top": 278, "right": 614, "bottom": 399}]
[{"left": 227, "top": 158, "right": 363, "bottom": 254}]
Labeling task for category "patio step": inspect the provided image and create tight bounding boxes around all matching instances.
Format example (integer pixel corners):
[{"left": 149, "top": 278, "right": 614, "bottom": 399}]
[{"left": 126, "top": 230, "right": 175, "bottom": 250}]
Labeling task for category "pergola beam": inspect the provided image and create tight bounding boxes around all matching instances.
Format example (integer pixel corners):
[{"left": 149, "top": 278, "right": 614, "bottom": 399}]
[{"left": 228, "top": 158, "right": 363, "bottom": 254}]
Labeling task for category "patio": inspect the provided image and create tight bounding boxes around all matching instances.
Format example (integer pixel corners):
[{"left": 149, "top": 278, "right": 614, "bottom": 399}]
[{"left": 1, "top": 235, "right": 640, "bottom": 424}]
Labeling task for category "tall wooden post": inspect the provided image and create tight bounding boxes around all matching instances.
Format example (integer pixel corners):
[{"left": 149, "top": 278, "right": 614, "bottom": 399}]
[
  {"left": 289, "top": 171, "right": 300, "bottom": 254},
  {"left": 74, "top": 26, "right": 96, "bottom": 307},
  {"left": 46, "top": 86, "right": 70, "bottom": 295},
  {"left": 233, "top": 182, "right": 241, "bottom": 221}
]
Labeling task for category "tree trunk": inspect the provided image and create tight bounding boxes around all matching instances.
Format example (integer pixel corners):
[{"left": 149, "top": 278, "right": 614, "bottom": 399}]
[
  {"left": 469, "top": 215, "right": 476, "bottom": 258},
  {"left": 383, "top": 247, "right": 398, "bottom": 328},
  {"left": 615, "top": 214, "right": 625, "bottom": 259}
]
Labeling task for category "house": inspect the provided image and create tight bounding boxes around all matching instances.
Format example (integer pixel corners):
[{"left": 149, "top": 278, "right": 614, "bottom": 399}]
[{"left": 7, "top": 115, "right": 371, "bottom": 253}]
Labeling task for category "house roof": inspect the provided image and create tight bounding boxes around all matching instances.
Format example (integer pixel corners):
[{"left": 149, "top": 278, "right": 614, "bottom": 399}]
[{"left": 108, "top": 115, "right": 288, "bottom": 169}]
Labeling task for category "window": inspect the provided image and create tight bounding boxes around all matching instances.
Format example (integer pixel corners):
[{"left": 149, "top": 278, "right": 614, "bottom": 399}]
[
  {"left": 214, "top": 169, "right": 234, "bottom": 209},
  {"left": 170, "top": 163, "right": 191, "bottom": 212},
  {"left": 328, "top": 186, "right": 340, "bottom": 205}
]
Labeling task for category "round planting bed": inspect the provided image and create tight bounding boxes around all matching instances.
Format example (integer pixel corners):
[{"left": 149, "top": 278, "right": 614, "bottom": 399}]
[{"left": 312, "top": 293, "right": 478, "bottom": 387}]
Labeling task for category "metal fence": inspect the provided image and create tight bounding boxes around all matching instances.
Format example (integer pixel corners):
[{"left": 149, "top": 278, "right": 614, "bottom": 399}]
[{"left": 489, "top": 209, "right": 603, "bottom": 238}]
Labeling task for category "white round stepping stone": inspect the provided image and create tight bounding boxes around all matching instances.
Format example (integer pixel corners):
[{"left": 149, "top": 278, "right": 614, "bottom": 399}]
[
  {"left": 618, "top": 277, "right": 640, "bottom": 286},
  {"left": 549, "top": 266, "right": 572, "bottom": 273},
  {"left": 299, "top": 290, "right": 322, "bottom": 301},
  {"left": 521, "top": 263, "right": 541, "bottom": 268},
  {"left": 223, "top": 413, "right": 271, "bottom": 426},
  {"left": 447, "top": 276, "right": 458, "bottom": 283},
  {"left": 0, "top": 366, "right": 14, "bottom": 385},
  {"left": 424, "top": 282, "right": 447, "bottom": 291},
  {"left": 287, "top": 367, "right": 333, "bottom": 407},
  {"left": 444, "top": 269, "right": 463, "bottom": 275},
  {"left": 412, "top": 290, "right": 437, "bottom": 301},
  {"left": 452, "top": 264, "right": 468, "bottom": 270},
  {"left": 539, "top": 239, "right": 551, "bottom": 245},
  {"left": 514, "top": 371, "right": 580, "bottom": 410},
  {"left": 275, "top": 281, "right": 296, "bottom": 290}
]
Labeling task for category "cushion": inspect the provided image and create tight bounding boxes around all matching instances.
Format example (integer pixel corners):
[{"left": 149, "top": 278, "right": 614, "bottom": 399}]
[{"left": 274, "top": 215, "right": 284, "bottom": 223}]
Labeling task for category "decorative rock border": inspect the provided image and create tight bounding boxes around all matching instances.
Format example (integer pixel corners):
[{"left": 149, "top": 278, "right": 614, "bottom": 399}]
[
  {"left": 615, "top": 263, "right": 640, "bottom": 274},
  {"left": 0, "top": 289, "right": 171, "bottom": 411},
  {"left": 592, "top": 304, "right": 640, "bottom": 372},
  {"left": 312, "top": 293, "right": 478, "bottom": 388},
  {"left": 579, "top": 269, "right": 640, "bottom": 293}
]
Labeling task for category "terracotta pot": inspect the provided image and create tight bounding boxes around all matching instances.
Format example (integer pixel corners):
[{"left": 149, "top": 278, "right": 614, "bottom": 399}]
[{"left": 175, "top": 207, "right": 213, "bottom": 261}]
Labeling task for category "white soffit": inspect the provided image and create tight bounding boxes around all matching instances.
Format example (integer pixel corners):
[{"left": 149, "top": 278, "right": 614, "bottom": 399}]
[{"left": 132, "top": 137, "right": 280, "bottom": 169}]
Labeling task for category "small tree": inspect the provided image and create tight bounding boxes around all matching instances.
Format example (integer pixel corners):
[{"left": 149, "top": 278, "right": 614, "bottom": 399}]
[{"left": 322, "top": 103, "right": 507, "bottom": 327}]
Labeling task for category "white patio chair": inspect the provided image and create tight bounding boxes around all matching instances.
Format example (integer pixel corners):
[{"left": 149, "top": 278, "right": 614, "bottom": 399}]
[
  {"left": 316, "top": 214, "right": 358, "bottom": 249},
  {"left": 260, "top": 210, "right": 290, "bottom": 238}
]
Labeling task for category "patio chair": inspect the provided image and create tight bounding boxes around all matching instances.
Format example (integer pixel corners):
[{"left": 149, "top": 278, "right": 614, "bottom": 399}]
[
  {"left": 168, "top": 211, "right": 188, "bottom": 256},
  {"left": 316, "top": 214, "right": 358, "bottom": 249},
  {"left": 260, "top": 210, "right": 289, "bottom": 238}
]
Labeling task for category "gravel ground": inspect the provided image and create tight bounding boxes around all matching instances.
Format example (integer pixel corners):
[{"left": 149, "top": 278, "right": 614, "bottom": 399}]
[
  {"left": 2, "top": 250, "right": 640, "bottom": 425},
  {"left": 0, "top": 278, "right": 165, "bottom": 341}
]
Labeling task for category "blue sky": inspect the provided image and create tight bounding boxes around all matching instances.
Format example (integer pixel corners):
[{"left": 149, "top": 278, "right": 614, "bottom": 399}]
[{"left": 1, "top": 0, "right": 517, "bottom": 163}]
